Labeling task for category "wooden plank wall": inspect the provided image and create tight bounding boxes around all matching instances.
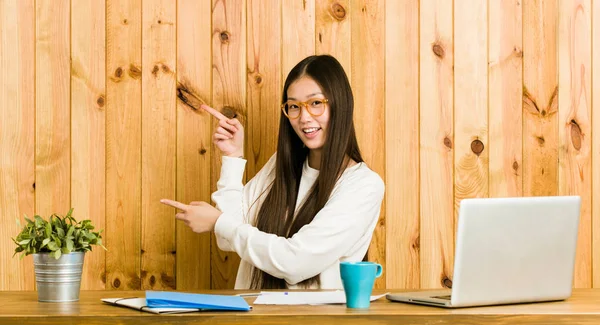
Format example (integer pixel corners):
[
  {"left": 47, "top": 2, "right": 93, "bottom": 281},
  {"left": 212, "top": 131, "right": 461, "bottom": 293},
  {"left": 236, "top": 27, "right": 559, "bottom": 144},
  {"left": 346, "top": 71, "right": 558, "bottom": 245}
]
[{"left": 1, "top": 0, "right": 599, "bottom": 291}]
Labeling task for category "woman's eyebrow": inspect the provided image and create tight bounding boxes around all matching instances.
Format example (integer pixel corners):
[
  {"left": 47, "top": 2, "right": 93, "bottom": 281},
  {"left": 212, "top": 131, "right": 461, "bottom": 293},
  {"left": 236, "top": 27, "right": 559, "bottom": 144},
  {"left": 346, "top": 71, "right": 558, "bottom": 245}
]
[{"left": 287, "top": 92, "right": 324, "bottom": 100}]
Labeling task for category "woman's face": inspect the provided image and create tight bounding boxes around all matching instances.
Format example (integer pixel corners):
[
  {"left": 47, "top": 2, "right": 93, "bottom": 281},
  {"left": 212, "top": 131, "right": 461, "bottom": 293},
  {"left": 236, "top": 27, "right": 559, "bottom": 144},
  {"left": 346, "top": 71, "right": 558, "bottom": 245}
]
[{"left": 284, "top": 77, "right": 330, "bottom": 152}]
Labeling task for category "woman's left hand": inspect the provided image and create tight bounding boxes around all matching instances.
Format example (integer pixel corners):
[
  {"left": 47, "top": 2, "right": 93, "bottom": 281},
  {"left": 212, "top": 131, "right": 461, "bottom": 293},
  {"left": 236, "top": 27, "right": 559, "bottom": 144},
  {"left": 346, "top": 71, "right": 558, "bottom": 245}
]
[{"left": 160, "top": 199, "right": 222, "bottom": 233}]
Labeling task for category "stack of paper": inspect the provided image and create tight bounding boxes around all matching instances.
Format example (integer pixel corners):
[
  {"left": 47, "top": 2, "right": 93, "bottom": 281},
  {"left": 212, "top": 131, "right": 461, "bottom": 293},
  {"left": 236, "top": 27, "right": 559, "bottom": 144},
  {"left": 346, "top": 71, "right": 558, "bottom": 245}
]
[{"left": 253, "top": 290, "right": 388, "bottom": 305}]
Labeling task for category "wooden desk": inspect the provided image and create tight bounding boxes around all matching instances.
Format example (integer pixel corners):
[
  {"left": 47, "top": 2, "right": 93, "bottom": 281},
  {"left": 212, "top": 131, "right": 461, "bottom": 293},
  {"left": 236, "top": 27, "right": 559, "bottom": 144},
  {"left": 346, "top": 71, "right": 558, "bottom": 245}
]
[{"left": 2, "top": 289, "right": 600, "bottom": 324}]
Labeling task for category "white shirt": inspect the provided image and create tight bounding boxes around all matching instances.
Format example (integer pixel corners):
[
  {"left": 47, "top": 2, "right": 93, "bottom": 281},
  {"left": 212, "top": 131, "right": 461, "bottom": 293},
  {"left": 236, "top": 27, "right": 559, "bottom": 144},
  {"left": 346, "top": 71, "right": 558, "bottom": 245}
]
[{"left": 212, "top": 153, "right": 385, "bottom": 289}]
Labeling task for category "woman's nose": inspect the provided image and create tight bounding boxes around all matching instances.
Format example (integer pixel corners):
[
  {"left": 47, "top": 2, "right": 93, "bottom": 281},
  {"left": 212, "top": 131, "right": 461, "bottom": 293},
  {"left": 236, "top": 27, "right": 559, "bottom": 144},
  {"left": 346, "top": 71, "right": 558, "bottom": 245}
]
[{"left": 298, "top": 104, "right": 312, "bottom": 122}]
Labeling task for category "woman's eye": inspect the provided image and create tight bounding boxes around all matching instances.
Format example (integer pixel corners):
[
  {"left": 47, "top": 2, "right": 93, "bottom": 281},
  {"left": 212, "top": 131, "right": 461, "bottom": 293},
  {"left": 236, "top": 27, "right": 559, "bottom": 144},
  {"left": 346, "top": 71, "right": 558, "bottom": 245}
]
[
  {"left": 289, "top": 104, "right": 299, "bottom": 109},
  {"left": 310, "top": 100, "right": 322, "bottom": 106}
]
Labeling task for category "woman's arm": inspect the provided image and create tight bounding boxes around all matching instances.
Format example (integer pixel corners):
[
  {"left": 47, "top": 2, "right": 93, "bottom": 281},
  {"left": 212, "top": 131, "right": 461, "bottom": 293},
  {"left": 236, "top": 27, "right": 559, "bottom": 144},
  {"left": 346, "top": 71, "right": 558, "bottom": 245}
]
[
  {"left": 211, "top": 154, "right": 277, "bottom": 251},
  {"left": 213, "top": 170, "right": 385, "bottom": 285}
]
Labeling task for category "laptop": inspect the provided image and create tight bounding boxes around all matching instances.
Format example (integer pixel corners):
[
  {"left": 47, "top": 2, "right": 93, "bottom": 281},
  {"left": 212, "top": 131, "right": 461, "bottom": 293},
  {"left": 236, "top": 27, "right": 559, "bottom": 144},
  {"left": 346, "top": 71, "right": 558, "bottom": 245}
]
[{"left": 386, "top": 195, "right": 581, "bottom": 308}]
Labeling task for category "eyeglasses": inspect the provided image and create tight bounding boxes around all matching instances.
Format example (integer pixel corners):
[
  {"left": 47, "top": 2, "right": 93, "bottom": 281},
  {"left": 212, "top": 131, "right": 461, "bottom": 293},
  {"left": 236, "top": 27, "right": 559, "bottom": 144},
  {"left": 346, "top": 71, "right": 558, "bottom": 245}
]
[{"left": 281, "top": 98, "right": 329, "bottom": 119}]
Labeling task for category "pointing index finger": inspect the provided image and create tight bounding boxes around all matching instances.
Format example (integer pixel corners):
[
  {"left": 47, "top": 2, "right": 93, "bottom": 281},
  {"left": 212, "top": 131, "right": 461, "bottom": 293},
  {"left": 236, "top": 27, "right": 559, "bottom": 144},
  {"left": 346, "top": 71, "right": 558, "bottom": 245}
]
[
  {"left": 201, "top": 104, "right": 228, "bottom": 121},
  {"left": 160, "top": 199, "right": 188, "bottom": 211}
]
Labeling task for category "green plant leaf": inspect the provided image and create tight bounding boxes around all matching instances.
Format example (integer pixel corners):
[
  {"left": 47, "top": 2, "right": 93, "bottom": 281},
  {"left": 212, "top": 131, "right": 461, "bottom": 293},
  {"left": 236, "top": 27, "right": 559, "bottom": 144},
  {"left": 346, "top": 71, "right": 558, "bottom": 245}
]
[
  {"left": 34, "top": 216, "right": 43, "bottom": 228},
  {"left": 56, "top": 227, "right": 65, "bottom": 238},
  {"left": 66, "top": 239, "right": 74, "bottom": 252},
  {"left": 66, "top": 225, "right": 74, "bottom": 238},
  {"left": 40, "top": 238, "right": 51, "bottom": 248},
  {"left": 45, "top": 222, "right": 51, "bottom": 237},
  {"left": 47, "top": 241, "right": 59, "bottom": 251},
  {"left": 52, "top": 234, "right": 61, "bottom": 248},
  {"left": 18, "top": 239, "right": 31, "bottom": 245}
]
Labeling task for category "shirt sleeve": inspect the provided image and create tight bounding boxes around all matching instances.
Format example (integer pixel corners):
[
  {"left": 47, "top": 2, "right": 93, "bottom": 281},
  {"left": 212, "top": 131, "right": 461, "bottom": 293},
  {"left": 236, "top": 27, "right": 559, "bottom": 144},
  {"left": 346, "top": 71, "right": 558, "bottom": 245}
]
[
  {"left": 211, "top": 154, "right": 276, "bottom": 251},
  {"left": 213, "top": 170, "right": 385, "bottom": 285}
]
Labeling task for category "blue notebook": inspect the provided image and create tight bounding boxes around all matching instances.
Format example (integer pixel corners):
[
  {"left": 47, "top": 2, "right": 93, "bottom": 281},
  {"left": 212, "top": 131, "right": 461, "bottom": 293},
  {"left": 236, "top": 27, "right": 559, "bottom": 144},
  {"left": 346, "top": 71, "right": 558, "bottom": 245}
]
[{"left": 145, "top": 291, "right": 251, "bottom": 311}]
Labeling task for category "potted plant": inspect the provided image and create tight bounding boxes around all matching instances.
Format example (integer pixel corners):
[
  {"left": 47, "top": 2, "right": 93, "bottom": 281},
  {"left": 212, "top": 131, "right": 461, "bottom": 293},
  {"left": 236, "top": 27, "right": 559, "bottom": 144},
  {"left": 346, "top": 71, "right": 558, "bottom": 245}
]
[{"left": 12, "top": 208, "right": 106, "bottom": 302}]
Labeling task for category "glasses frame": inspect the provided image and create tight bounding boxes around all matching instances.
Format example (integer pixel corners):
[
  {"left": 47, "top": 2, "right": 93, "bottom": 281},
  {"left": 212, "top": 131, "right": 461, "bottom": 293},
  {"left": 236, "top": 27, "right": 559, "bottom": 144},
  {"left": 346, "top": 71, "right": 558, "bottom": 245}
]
[{"left": 281, "top": 98, "right": 329, "bottom": 119}]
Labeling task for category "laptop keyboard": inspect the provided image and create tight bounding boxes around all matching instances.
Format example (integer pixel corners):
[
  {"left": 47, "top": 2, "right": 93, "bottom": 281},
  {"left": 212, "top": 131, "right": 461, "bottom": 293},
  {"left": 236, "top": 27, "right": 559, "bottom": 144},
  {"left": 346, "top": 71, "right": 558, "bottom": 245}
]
[{"left": 432, "top": 295, "right": 451, "bottom": 300}]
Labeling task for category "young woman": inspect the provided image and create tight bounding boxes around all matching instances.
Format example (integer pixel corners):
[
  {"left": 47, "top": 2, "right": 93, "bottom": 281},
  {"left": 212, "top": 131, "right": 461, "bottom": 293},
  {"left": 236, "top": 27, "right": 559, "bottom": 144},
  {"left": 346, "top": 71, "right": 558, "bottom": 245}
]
[{"left": 161, "top": 55, "right": 384, "bottom": 290}]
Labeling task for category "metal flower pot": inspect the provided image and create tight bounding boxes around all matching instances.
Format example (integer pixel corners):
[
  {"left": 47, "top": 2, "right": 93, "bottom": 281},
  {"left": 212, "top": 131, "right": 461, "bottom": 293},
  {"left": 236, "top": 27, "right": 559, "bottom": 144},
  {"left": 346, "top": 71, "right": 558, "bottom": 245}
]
[{"left": 33, "top": 252, "right": 85, "bottom": 302}]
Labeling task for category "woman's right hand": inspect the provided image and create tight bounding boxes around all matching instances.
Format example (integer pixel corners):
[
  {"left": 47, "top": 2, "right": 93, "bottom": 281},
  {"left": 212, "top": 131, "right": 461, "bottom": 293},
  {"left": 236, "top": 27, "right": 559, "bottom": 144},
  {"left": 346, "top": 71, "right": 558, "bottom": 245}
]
[{"left": 201, "top": 104, "right": 244, "bottom": 158}]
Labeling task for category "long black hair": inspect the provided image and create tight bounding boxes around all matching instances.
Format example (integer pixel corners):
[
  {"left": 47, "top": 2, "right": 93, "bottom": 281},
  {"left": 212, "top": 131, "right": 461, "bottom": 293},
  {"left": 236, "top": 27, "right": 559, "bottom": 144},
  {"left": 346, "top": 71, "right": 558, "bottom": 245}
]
[{"left": 250, "top": 55, "right": 363, "bottom": 289}]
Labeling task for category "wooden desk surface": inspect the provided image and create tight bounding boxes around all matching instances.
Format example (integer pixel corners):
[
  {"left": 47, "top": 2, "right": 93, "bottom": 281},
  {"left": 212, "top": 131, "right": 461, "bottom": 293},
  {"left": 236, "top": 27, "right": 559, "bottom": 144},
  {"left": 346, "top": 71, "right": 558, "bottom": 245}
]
[{"left": 2, "top": 289, "right": 600, "bottom": 324}]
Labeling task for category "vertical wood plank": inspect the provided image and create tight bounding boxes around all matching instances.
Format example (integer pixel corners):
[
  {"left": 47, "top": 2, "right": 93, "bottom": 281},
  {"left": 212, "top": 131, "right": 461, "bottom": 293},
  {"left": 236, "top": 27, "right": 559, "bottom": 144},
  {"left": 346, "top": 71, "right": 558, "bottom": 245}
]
[
  {"left": 282, "top": 0, "right": 315, "bottom": 76},
  {"left": 523, "top": 0, "right": 558, "bottom": 197},
  {"left": 385, "top": 0, "right": 419, "bottom": 290},
  {"left": 35, "top": 0, "right": 70, "bottom": 217},
  {"left": 352, "top": 0, "right": 385, "bottom": 289},
  {"left": 141, "top": 0, "right": 177, "bottom": 290},
  {"left": 558, "top": 0, "right": 592, "bottom": 288},
  {"left": 106, "top": 0, "right": 142, "bottom": 290},
  {"left": 71, "top": 0, "right": 106, "bottom": 290},
  {"left": 316, "top": 0, "right": 351, "bottom": 78},
  {"left": 454, "top": 0, "right": 489, "bottom": 219},
  {"left": 593, "top": 0, "right": 600, "bottom": 289},
  {"left": 489, "top": 0, "right": 523, "bottom": 198},
  {"left": 247, "top": 0, "right": 281, "bottom": 182},
  {"left": 211, "top": 0, "right": 246, "bottom": 289},
  {"left": 176, "top": 0, "right": 212, "bottom": 291},
  {"left": 0, "top": 0, "right": 35, "bottom": 291},
  {"left": 420, "top": 0, "right": 454, "bottom": 289}
]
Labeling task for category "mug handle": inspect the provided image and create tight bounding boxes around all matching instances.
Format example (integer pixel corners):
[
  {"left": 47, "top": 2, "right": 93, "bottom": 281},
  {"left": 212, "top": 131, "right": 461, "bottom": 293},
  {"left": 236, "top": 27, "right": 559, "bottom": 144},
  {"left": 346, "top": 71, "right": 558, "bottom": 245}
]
[{"left": 375, "top": 264, "right": 383, "bottom": 278}]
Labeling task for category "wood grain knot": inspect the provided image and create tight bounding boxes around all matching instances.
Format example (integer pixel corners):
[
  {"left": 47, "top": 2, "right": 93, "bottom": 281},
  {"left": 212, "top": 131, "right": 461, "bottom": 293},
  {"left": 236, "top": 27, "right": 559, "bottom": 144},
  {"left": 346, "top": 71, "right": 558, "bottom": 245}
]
[
  {"left": 221, "top": 106, "right": 238, "bottom": 119},
  {"left": 141, "top": 249, "right": 146, "bottom": 254},
  {"left": 537, "top": 136, "right": 545, "bottom": 146},
  {"left": 541, "top": 110, "right": 546, "bottom": 117},
  {"left": 128, "top": 64, "right": 142, "bottom": 79},
  {"left": 114, "top": 67, "right": 123, "bottom": 78},
  {"left": 522, "top": 86, "right": 540, "bottom": 115},
  {"left": 122, "top": 19, "right": 128, "bottom": 25},
  {"left": 161, "top": 273, "right": 176, "bottom": 289},
  {"left": 176, "top": 81, "right": 205, "bottom": 111},
  {"left": 412, "top": 235, "right": 420, "bottom": 250},
  {"left": 470, "top": 139, "right": 484, "bottom": 155},
  {"left": 157, "top": 20, "right": 162, "bottom": 24},
  {"left": 199, "top": 148, "right": 207, "bottom": 155},
  {"left": 130, "top": 276, "right": 142, "bottom": 289},
  {"left": 361, "top": 6, "right": 366, "bottom": 13},
  {"left": 512, "top": 161, "right": 519, "bottom": 171},
  {"left": 171, "top": 250, "right": 176, "bottom": 255},
  {"left": 149, "top": 275, "right": 156, "bottom": 287},
  {"left": 162, "top": 65, "right": 171, "bottom": 73},
  {"left": 442, "top": 277, "right": 453, "bottom": 288},
  {"left": 330, "top": 3, "right": 346, "bottom": 20},
  {"left": 255, "top": 75, "right": 263, "bottom": 84},
  {"left": 113, "top": 278, "right": 121, "bottom": 288},
  {"left": 570, "top": 119, "right": 582, "bottom": 150},
  {"left": 318, "top": 33, "right": 322, "bottom": 43},
  {"left": 32, "top": 182, "right": 35, "bottom": 189},
  {"left": 97, "top": 95, "right": 105, "bottom": 107},
  {"left": 152, "top": 65, "right": 160, "bottom": 76},
  {"left": 432, "top": 43, "right": 445, "bottom": 59},
  {"left": 220, "top": 31, "right": 230, "bottom": 43},
  {"left": 443, "top": 137, "right": 452, "bottom": 149},
  {"left": 514, "top": 46, "right": 523, "bottom": 58}
]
